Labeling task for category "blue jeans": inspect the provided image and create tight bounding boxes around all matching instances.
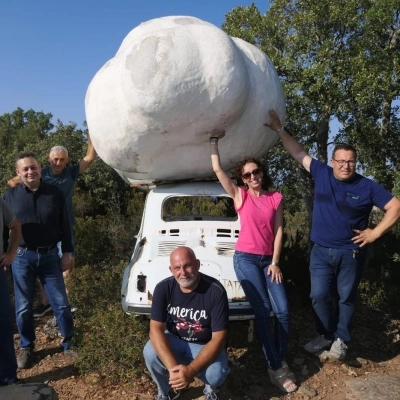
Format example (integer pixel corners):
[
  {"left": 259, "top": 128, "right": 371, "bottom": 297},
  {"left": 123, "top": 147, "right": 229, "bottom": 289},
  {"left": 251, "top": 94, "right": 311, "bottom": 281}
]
[
  {"left": 143, "top": 332, "right": 230, "bottom": 395},
  {"left": 12, "top": 247, "right": 74, "bottom": 350},
  {"left": 233, "top": 251, "right": 290, "bottom": 370},
  {"left": 310, "top": 244, "right": 367, "bottom": 342},
  {"left": 0, "top": 269, "right": 17, "bottom": 383}
]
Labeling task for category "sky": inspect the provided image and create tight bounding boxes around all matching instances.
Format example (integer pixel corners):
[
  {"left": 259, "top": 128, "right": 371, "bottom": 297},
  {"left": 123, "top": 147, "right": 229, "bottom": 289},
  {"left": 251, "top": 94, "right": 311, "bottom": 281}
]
[{"left": 0, "top": 1, "right": 268, "bottom": 129}]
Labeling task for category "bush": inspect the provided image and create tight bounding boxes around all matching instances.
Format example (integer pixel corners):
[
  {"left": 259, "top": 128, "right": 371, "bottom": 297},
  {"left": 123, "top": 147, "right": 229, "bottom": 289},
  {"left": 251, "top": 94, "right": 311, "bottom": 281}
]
[
  {"left": 73, "top": 191, "right": 145, "bottom": 268},
  {"left": 68, "top": 262, "right": 125, "bottom": 311},
  {"left": 74, "top": 307, "right": 148, "bottom": 382},
  {"left": 69, "top": 261, "right": 149, "bottom": 383},
  {"left": 358, "top": 278, "right": 400, "bottom": 314},
  {"left": 281, "top": 210, "right": 311, "bottom": 301},
  {"left": 74, "top": 216, "right": 113, "bottom": 266}
]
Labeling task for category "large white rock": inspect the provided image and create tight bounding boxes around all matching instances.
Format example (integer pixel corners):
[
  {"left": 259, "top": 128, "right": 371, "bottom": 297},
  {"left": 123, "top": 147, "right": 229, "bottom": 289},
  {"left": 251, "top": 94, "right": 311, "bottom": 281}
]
[{"left": 85, "top": 16, "right": 285, "bottom": 185}]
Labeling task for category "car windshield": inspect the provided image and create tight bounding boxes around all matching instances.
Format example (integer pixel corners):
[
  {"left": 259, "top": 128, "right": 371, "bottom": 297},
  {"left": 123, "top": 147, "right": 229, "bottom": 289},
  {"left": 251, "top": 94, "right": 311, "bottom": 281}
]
[{"left": 162, "top": 195, "right": 238, "bottom": 222}]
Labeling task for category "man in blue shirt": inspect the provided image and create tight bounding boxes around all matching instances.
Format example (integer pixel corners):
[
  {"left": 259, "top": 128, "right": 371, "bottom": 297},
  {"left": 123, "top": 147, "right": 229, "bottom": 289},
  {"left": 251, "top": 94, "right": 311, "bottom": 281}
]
[
  {"left": 265, "top": 109, "right": 400, "bottom": 360},
  {"left": 0, "top": 199, "right": 21, "bottom": 385},
  {"left": 143, "top": 246, "right": 230, "bottom": 400},
  {"left": 8, "top": 135, "right": 96, "bottom": 317},
  {"left": 4, "top": 152, "right": 76, "bottom": 369}
]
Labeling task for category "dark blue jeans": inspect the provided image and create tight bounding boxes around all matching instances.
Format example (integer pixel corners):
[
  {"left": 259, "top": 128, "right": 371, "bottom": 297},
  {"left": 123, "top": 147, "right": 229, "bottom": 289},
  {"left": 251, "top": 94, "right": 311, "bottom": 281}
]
[
  {"left": 12, "top": 246, "right": 74, "bottom": 350},
  {"left": 233, "top": 251, "right": 290, "bottom": 370},
  {"left": 0, "top": 269, "right": 18, "bottom": 383},
  {"left": 310, "top": 244, "right": 367, "bottom": 342}
]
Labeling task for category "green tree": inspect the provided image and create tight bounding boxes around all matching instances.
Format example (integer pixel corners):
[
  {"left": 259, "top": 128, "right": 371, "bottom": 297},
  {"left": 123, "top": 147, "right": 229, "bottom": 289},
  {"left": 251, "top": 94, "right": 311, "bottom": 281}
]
[
  {"left": 223, "top": 0, "right": 400, "bottom": 217},
  {"left": 0, "top": 108, "right": 54, "bottom": 192}
]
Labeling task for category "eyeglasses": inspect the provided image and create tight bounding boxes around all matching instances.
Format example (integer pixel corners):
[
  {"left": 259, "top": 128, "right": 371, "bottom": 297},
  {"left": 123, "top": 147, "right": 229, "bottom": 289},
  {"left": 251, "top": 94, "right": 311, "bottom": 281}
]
[
  {"left": 242, "top": 168, "right": 261, "bottom": 179},
  {"left": 333, "top": 159, "right": 356, "bottom": 167}
]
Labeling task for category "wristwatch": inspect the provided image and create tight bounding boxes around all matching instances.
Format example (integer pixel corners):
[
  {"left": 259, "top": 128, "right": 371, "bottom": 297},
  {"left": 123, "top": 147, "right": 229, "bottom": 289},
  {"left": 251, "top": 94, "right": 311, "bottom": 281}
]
[{"left": 271, "top": 261, "right": 279, "bottom": 266}]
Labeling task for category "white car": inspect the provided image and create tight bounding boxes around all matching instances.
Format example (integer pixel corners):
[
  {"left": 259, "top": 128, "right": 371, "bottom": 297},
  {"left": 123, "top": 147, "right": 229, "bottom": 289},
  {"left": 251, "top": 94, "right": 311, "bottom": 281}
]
[{"left": 121, "top": 181, "right": 254, "bottom": 321}]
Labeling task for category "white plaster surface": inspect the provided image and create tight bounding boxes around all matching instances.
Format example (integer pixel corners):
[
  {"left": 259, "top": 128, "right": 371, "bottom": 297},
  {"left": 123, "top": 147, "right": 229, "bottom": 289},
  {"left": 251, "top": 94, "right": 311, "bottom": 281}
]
[{"left": 85, "top": 16, "right": 285, "bottom": 184}]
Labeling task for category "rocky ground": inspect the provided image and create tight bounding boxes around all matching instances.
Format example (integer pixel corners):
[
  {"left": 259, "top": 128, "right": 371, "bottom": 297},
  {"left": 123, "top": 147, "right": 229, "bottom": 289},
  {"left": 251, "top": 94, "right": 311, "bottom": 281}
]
[{"left": 13, "top": 297, "right": 400, "bottom": 400}]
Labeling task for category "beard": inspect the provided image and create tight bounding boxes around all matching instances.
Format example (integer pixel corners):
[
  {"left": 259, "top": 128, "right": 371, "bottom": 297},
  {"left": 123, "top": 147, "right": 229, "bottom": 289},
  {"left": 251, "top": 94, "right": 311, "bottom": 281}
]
[{"left": 175, "top": 273, "right": 199, "bottom": 289}]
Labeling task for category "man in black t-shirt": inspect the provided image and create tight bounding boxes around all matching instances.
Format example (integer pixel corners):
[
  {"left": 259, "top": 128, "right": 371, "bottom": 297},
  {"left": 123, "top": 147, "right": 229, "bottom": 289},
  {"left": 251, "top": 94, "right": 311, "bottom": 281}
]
[{"left": 143, "top": 247, "right": 230, "bottom": 400}]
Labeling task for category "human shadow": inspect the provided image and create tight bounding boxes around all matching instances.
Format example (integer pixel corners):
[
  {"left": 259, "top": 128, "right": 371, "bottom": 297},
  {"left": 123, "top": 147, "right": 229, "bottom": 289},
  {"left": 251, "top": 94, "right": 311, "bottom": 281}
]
[{"left": 19, "top": 364, "right": 79, "bottom": 384}]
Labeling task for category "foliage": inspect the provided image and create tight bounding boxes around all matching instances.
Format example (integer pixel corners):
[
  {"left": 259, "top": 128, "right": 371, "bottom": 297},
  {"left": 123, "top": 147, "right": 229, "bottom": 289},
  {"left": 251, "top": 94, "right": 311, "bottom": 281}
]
[
  {"left": 77, "top": 158, "right": 132, "bottom": 216},
  {"left": 69, "top": 262, "right": 148, "bottom": 382},
  {"left": 358, "top": 277, "right": 400, "bottom": 315},
  {"left": 74, "top": 307, "right": 148, "bottom": 382},
  {"left": 222, "top": 0, "right": 400, "bottom": 214},
  {"left": 74, "top": 191, "right": 145, "bottom": 267},
  {"left": 74, "top": 216, "right": 113, "bottom": 266},
  {"left": 281, "top": 209, "right": 311, "bottom": 299}
]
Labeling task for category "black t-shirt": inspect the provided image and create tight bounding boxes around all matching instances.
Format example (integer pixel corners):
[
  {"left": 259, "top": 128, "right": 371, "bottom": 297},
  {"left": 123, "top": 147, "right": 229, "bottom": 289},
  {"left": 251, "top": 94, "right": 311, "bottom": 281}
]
[{"left": 151, "top": 273, "right": 229, "bottom": 344}]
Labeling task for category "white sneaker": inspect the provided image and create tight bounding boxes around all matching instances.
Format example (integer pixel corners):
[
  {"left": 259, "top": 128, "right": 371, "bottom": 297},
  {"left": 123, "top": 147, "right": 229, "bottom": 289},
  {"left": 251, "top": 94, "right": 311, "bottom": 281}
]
[
  {"left": 329, "top": 338, "right": 347, "bottom": 360},
  {"left": 203, "top": 387, "right": 220, "bottom": 400},
  {"left": 304, "top": 335, "right": 332, "bottom": 353}
]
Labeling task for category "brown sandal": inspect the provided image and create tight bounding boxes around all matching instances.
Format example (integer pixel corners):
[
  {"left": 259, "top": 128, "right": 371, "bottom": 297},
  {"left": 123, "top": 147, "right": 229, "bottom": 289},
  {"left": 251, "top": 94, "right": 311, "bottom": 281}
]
[
  {"left": 268, "top": 367, "right": 298, "bottom": 393},
  {"left": 282, "top": 360, "right": 297, "bottom": 383}
]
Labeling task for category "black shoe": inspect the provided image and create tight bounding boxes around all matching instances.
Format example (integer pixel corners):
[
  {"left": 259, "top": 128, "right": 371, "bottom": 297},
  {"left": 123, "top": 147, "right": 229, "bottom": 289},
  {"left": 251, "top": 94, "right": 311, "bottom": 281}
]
[
  {"left": 17, "top": 348, "right": 33, "bottom": 369},
  {"left": 168, "top": 389, "right": 181, "bottom": 400},
  {"left": 155, "top": 389, "right": 181, "bottom": 400},
  {"left": 33, "top": 303, "right": 52, "bottom": 318}
]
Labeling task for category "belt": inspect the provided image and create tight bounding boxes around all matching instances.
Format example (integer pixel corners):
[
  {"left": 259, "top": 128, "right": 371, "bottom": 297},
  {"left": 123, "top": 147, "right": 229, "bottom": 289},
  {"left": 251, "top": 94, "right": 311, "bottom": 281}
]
[{"left": 22, "top": 244, "right": 57, "bottom": 254}]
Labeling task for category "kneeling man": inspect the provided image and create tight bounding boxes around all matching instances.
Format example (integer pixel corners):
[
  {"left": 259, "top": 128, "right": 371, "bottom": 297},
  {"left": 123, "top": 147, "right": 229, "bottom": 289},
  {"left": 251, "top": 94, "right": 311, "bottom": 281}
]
[{"left": 144, "top": 246, "right": 230, "bottom": 400}]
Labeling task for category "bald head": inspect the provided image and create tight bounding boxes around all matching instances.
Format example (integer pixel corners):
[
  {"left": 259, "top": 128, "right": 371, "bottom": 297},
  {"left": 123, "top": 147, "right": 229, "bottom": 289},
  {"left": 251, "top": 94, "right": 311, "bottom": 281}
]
[
  {"left": 170, "top": 246, "right": 196, "bottom": 263},
  {"left": 169, "top": 246, "right": 200, "bottom": 292}
]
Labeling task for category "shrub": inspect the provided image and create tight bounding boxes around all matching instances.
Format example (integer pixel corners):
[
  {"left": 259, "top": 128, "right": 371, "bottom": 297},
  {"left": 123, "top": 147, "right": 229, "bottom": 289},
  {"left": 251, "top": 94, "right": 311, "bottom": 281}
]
[
  {"left": 74, "top": 191, "right": 145, "bottom": 268},
  {"left": 358, "top": 278, "right": 400, "bottom": 314},
  {"left": 74, "top": 307, "right": 148, "bottom": 382},
  {"left": 281, "top": 210, "right": 311, "bottom": 301},
  {"left": 68, "top": 262, "right": 125, "bottom": 311},
  {"left": 74, "top": 216, "right": 113, "bottom": 266},
  {"left": 69, "top": 261, "right": 149, "bottom": 383}
]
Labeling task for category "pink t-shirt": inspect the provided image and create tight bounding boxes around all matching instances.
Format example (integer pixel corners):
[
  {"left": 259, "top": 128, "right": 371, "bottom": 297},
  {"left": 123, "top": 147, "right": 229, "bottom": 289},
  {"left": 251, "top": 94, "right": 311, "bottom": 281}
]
[{"left": 235, "top": 187, "right": 282, "bottom": 256}]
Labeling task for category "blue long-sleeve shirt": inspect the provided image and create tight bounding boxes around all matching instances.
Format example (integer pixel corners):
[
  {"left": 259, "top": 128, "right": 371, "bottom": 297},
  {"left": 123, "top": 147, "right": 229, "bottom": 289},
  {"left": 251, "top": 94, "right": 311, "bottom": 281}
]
[{"left": 3, "top": 182, "right": 73, "bottom": 253}]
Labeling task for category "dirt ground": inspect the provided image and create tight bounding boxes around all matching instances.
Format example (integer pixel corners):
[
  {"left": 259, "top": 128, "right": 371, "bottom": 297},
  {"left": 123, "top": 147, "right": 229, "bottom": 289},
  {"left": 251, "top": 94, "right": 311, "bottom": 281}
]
[{"left": 15, "top": 298, "right": 400, "bottom": 400}]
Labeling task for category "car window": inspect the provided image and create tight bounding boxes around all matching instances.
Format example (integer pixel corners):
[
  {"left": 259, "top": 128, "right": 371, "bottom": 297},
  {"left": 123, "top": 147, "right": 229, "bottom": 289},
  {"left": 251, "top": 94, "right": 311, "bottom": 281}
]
[{"left": 162, "top": 196, "right": 238, "bottom": 221}]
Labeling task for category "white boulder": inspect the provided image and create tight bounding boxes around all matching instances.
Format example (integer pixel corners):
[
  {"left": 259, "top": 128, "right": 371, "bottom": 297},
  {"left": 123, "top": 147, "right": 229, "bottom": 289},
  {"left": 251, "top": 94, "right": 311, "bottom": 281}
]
[{"left": 85, "top": 16, "right": 285, "bottom": 185}]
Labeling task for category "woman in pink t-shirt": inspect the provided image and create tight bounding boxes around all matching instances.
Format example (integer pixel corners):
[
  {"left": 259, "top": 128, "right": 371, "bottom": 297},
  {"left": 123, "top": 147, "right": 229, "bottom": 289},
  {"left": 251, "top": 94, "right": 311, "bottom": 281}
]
[{"left": 210, "top": 136, "right": 297, "bottom": 393}]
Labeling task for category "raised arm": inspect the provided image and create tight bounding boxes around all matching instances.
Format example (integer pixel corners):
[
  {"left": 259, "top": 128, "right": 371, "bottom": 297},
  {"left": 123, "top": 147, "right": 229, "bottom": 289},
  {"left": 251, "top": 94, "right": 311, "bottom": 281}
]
[
  {"left": 79, "top": 132, "right": 97, "bottom": 174},
  {"left": 264, "top": 109, "right": 312, "bottom": 172},
  {"left": 210, "top": 135, "right": 241, "bottom": 205}
]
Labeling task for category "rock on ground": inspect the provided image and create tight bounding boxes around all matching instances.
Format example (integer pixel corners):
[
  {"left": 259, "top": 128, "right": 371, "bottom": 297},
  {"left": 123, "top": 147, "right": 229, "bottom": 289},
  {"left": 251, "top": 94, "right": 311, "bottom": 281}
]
[
  {"left": 346, "top": 372, "right": 400, "bottom": 400},
  {"left": 0, "top": 383, "right": 58, "bottom": 400}
]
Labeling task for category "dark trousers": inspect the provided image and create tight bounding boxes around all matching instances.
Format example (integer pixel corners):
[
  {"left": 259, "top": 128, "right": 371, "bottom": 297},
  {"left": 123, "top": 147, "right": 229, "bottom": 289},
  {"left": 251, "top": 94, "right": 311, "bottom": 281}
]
[{"left": 0, "top": 269, "right": 17, "bottom": 383}]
